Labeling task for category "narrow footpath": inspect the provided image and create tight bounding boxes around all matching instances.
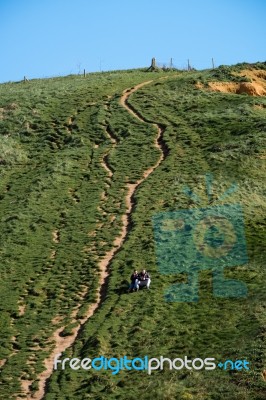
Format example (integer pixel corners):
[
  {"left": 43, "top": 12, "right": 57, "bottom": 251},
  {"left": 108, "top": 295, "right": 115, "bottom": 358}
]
[{"left": 26, "top": 79, "right": 167, "bottom": 400}]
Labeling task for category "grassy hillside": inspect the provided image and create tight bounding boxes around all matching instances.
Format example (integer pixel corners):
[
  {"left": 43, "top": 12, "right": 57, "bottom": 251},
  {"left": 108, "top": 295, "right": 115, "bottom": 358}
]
[{"left": 0, "top": 64, "right": 265, "bottom": 400}]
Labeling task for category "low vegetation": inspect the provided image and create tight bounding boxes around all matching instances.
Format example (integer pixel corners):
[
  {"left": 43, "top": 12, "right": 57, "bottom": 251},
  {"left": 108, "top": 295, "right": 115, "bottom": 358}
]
[{"left": 0, "top": 63, "right": 265, "bottom": 399}]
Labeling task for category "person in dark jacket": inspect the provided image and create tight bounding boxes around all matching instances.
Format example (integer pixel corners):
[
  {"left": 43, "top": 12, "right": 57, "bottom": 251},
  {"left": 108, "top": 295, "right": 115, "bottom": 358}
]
[
  {"left": 135, "top": 269, "right": 151, "bottom": 290},
  {"left": 128, "top": 270, "right": 139, "bottom": 292}
]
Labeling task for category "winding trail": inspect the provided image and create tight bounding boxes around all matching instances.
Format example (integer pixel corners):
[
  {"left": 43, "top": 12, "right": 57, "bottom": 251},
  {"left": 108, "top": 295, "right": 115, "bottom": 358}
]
[
  {"left": 25, "top": 79, "right": 167, "bottom": 400},
  {"left": 100, "top": 103, "right": 116, "bottom": 179}
]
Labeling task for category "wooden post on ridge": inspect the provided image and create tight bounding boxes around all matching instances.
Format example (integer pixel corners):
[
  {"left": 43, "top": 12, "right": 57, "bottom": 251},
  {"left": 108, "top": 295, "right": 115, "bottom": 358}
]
[
  {"left": 147, "top": 57, "right": 157, "bottom": 71},
  {"left": 212, "top": 58, "right": 215, "bottom": 69},
  {"left": 187, "top": 59, "right": 190, "bottom": 71},
  {"left": 83, "top": 69, "right": 86, "bottom": 77}
]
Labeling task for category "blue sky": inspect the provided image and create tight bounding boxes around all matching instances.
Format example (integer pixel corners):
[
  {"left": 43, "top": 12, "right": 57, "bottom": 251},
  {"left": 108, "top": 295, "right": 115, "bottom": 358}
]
[{"left": 0, "top": 0, "right": 265, "bottom": 82}]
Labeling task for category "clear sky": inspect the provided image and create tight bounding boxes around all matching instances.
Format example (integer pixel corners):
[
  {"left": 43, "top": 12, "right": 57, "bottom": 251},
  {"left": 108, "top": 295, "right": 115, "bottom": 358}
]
[{"left": 0, "top": 0, "right": 265, "bottom": 82}]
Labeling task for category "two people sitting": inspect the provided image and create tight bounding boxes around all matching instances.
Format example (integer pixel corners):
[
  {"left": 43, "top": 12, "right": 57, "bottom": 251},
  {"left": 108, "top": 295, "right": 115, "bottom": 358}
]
[{"left": 128, "top": 269, "right": 151, "bottom": 292}]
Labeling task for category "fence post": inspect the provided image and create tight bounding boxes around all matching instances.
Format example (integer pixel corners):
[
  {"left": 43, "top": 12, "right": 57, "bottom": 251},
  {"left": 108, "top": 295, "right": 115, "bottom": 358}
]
[
  {"left": 212, "top": 58, "right": 215, "bottom": 69},
  {"left": 83, "top": 69, "right": 86, "bottom": 77}
]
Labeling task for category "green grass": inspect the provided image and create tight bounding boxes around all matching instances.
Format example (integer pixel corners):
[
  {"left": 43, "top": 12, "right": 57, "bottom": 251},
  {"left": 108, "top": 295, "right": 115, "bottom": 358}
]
[{"left": 0, "top": 64, "right": 265, "bottom": 399}]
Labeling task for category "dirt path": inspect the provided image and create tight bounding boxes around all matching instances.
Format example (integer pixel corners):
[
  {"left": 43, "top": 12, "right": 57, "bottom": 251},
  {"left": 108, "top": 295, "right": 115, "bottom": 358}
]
[
  {"left": 100, "top": 104, "right": 116, "bottom": 179},
  {"left": 24, "top": 79, "right": 166, "bottom": 400}
]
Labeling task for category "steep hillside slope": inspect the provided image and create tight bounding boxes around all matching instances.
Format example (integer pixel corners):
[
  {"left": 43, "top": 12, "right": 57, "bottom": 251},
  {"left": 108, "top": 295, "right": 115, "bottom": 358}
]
[{"left": 0, "top": 64, "right": 265, "bottom": 400}]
